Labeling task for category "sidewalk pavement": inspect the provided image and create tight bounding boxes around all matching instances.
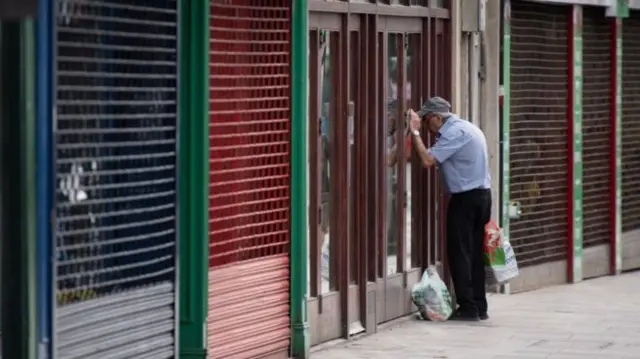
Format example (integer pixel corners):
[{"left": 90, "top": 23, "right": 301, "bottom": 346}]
[{"left": 312, "top": 271, "right": 640, "bottom": 359}]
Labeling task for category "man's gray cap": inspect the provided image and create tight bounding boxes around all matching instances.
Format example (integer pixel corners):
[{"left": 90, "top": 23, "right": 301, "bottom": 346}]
[{"left": 416, "top": 96, "right": 452, "bottom": 118}]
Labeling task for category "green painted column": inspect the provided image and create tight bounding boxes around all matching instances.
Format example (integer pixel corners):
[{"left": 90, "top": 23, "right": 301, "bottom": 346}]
[
  {"left": 178, "top": 0, "right": 209, "bottom": 358},
  {"left": 617, "top": 0, "right": 630, "bottom": 17},
  {"left": 569, "top": 5, "right": 583, "bottom": 283},
  {"left": 290, "top": 0, "right": 310, "bottom": 358},
  {"left": 501, "top": 0, "right": 511, "bottom": 289}
]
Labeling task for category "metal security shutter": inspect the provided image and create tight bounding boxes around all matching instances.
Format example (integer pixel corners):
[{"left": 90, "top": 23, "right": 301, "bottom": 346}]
[
  {"left": 208, "top": 1, "right": 291, "bottom": 359},
  {"left": 582, "top": 7, "right": 612, "bottom": 250},
  {"left": 622, "top": 12, "right": 640, "bottom": 252},
  {"left": 54, "top": 1, "right": 178, "bottom": 358},
  {"left": 509, "top": 1, "right": 570, "bottom": 267}
]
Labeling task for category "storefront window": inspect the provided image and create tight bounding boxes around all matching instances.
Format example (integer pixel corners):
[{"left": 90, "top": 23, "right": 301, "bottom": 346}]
[
  {"left": 319, "top": 31, "right": 334, "bottom": 293},
  {"left": 386, "top": 33, "right": 399, "bottom": 275},
  {"left": 405, "top": 34, "right": 413, "bottom": 270}
]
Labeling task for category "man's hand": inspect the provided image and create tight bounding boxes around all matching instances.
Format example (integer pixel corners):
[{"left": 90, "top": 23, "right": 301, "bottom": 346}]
[
  {"left": 408, "top": 109, "right": 421, "bottom": 132},
  {"left": 407, "top": 109, "right": 437, "bottom": 168}
]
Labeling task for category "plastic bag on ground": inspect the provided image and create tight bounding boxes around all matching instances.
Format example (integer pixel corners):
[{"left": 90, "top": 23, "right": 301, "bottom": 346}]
[
  {"left": 410, "top": 266, "right": 453, "bottom": 321},
  {"left": 484, "top": 220, "right": 519, "bottom": 284}
]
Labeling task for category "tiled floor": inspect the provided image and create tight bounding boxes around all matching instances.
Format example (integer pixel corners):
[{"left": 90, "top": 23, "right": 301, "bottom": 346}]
[{"left": 312, "top": 271, "right": 640, "bottom": 359}]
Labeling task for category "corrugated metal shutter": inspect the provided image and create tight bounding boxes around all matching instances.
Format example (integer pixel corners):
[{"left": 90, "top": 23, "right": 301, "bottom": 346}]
[
  {"left": 53, "top": 1, "right": 178, "bottom": 358},
  {"left": 509, "top": 1, "right": 570, "bottom": 267},
  {"left": 582, "top": 7, "right": 612, "bottom": 250},
  {"left": 208, "top": 1, "right": 291, "bottom": 359},
  {"left": 622, "top": 13, "right": 640, "bottom": 246}
]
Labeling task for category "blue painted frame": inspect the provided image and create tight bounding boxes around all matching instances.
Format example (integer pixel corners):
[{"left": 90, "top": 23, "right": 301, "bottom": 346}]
[{"left": 36, "top": 0, "right": 53, "bottom": 357}]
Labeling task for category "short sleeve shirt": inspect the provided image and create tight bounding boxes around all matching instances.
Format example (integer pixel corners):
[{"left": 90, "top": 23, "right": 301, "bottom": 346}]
[{"left": 428, "top": 116, "right": 491, "bottom": 194}]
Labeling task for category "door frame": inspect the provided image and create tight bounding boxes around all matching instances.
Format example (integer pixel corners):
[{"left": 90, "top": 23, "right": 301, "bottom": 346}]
[{"left": 307, "top": 1, "right": 453, "bottom": 345}]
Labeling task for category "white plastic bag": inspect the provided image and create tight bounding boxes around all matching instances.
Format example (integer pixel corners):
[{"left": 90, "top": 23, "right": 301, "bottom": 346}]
[
  {"left": 410, "top": 266, "right": 453, "bottom": 321},
  {"left": 484, "top": 221, "right": 519, "bottom": 284}
]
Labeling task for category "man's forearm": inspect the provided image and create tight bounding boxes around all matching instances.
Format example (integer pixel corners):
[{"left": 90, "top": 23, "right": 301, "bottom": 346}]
[{"left": 412, "top": 135, "right": 435, "bottom": 167}]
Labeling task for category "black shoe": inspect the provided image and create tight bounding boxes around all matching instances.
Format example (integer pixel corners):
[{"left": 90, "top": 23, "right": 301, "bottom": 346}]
[
  {"left": 479, "top": 313, "right": 489, "bottom": 320},
  {"left": 449, "top": 310, "right": 480, "bottom": 322}
]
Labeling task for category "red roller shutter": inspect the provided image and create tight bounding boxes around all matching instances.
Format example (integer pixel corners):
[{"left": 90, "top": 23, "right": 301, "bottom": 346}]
[{"left": 208, "top": 1, "right": 292, "bottom": 358}]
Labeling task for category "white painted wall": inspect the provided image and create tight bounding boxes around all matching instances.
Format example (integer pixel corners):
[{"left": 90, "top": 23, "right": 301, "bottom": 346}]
[
  {"left": 452, "top": 0, "right": 501, "bottom": 221},
  {"left": 481, "top": 0, "right": 502, "bottom": 223}
]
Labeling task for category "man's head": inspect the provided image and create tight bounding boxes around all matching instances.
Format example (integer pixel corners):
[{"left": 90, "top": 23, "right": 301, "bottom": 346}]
[{"left": 416, "top": 96, "right": 452, "bottom": 134}]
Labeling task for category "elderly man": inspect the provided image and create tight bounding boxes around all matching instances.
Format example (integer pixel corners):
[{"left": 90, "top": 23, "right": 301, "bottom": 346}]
[{"left": 408, "top": 96, "right": 492, "bottom": 322}]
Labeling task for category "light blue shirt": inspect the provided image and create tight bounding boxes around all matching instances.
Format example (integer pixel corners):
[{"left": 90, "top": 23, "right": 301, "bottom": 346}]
[{"left": 429, "top": 115, "right": 491, "bottom": 194}]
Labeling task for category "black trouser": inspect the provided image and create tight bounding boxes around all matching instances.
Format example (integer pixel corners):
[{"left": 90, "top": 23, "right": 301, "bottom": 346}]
[{"left": 446, "top": 188, "right": 492, "bottom": 316}]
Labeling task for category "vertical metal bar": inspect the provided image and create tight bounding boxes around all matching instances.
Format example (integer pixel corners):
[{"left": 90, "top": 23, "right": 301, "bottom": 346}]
[
  {"left": 409, "top": 33, "right": 421, "bottom": 269},
  {"left": 425, "top": 18, "right": 434, "bottom": 272},
  {"left": 375, "top": 28, "right": 382, "bottom": 279},
  {"left": 349, "top": 32, "right": 359, "bottom": 287},
  {"left": 396, "top": 33, "right": 406, "bottom": 275},
  {"left": 36, "top": 0, "right": 53, "bottom": 355},
  {"left": 22, "top": 18, "right": 37, "bottom": 359},
  {"left": 329, "top": 31, "right": 340, "bottom": 290},
  {"left": 338, "top": 13, "right": 350, "bottom": 339},
  {"left": 419, "top": 18, "right": 431, "bottom": 270},
  {"left": 358, "top": 14, "right": 370, "bottom": 327},
  {"left": 366, "top": 14, "right": 378, "bottom": 283},
  {"left": 178, "top": 0, "right": 209, "bottom": 356},
  {"left": 441, "top": 16, "right": 452, "bottom": 289},
  {"left": 411, "top": 31, "right": 421, "bottom": 271},
  {"left": 427, "top": 19, "right": 437, "bottom": 268},
  {"left": 379, "top": 32, "right": 389, "bottom": 279},
  {"left": 432, "top": 20, "right": 439, "bottom": 96},
  {"left": 568, "top": 5, "right": 584, "bottom": 283},
  {"left": 610, "top": 17, "right": 618, "bottom": 275},
  {"left": 50, "top": 1, "right": 59, "bottom": 354}
]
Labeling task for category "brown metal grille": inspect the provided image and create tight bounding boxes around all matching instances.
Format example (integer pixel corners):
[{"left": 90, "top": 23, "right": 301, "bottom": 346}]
[
  {"left": 622, "top": 12, "right": 640, "bottom": 233},
  {"left": 582, "top": 7, "right": 612, "bottom": 248},
  {"left": 509, "top": 1, "right": 570, "bottom": 266},
  {"left": 208, "top": 0, "right": 291, "bottom": 267}
]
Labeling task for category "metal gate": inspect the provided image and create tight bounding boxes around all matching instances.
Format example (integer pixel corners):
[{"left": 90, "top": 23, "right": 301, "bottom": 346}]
[
  {"left": 54, "top": 1, "right": 178, "bottom": 357},
  {"left": 622, "top": 11, "right": 640, "bottom": 267},
  {"left": 509, "top": 1, "right": 570, "bottom": 267},
  {"left": 208, "top": 1, "right": 291, "bottom": 358},
  {"left": 582, "top": 7, "right": 612, "bottom": 252}
]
